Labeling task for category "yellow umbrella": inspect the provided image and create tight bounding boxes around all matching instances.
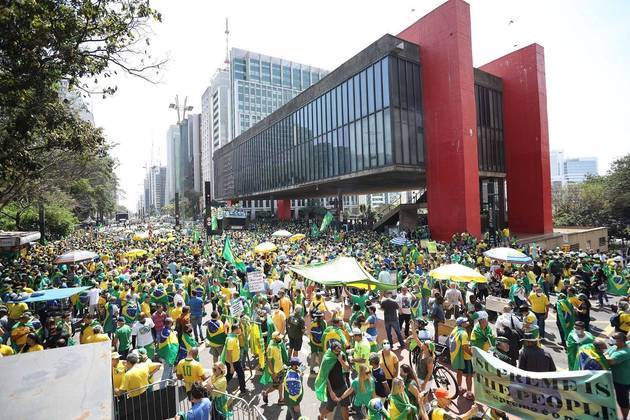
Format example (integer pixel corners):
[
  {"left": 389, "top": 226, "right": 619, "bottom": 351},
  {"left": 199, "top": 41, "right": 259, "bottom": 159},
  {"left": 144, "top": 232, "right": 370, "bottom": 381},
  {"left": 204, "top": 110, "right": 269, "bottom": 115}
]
[
  {"left": 125, "top": 249, "right": 148, "bottom": 258},
  {"left": 428, "top": 263, "right": 486, "bottom": 283},
  {"left": 289, "top": 233, "right": 306, "bottom": 242},
  {"left": 166, "top": 236, "right": 176, "bottom": 242},
  {"left": 255, "top": 242, "right": 277, "bottom": 254}
]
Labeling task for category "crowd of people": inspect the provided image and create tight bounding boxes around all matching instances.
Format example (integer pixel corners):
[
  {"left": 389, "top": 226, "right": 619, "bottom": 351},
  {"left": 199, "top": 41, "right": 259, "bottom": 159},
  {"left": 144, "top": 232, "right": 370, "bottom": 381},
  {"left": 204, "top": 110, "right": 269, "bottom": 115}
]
[{"left": 0, "top": 221, "right": 629, "bottom": 419}]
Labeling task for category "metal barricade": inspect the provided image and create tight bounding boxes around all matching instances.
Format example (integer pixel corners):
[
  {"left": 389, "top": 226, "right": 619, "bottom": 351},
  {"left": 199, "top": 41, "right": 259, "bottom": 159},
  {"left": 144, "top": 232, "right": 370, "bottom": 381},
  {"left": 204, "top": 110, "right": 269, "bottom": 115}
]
[
  {"left": 113, "top": 379, "right": 180, "bottom": 420},
  {"left": 212, "top": 390, "right": 267, "bottom": 420}
]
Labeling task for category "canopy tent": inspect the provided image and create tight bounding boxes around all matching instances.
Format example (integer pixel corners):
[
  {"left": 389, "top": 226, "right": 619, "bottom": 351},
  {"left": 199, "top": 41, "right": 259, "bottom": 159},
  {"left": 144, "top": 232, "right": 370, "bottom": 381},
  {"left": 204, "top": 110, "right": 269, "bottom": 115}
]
[
  {"left": 53, "top": 250, "right": 98, "bottom": 265},
  {"left": 12, "top": 286, "right": 91, "bottom": 303},
  {"left": 288, "top": 256, "right": 404, "bottom": 291},
  {"left": 483, "top": 247, "right": 532, "bottom": 264},
  {"left": 429, "top": 263, "right": 486, "bottom": 283}
]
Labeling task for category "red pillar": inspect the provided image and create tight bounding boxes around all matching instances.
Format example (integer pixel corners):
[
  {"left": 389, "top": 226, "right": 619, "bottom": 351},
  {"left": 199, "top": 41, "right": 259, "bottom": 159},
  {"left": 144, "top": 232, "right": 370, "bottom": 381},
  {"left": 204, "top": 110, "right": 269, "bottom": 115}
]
[
  {"left": 276, "top": 199, "right": 291, "bottom": 221},
  {"left": 480, "top": 44, "right": 553, "bottom": 235},
  {"left": 397, "top": 0, "right": 481, "bottom": 241}
]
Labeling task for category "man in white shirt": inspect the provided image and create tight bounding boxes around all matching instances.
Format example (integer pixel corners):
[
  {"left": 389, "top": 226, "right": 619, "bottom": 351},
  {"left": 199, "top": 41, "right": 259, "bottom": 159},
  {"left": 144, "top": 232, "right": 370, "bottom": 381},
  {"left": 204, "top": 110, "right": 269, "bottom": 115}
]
[
  {"left": 87, "top": 286, "right": 101, "bottom": 316},
  {"left": 378, "top": 266, "right": 391, "bottom": 285},
  {"left": 396, "top": 286, "right": 413, "bottom": 337},
  {"left": 270, "top": 276, "right": 285, "bottom": 296},
  {"left": 444, "top": 283, "right": 464, "bottom": 319},
  {"left": 132, "top": 313, "right": 155, "bottom": 358},
  {"left": 173, "top": 288, "right": 185, "bottom": 308}
]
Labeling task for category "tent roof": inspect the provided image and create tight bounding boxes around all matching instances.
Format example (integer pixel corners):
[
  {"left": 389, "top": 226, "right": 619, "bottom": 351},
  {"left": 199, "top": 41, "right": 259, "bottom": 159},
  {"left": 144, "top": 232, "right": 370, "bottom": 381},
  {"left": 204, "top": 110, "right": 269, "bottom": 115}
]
[
  {"left": 16, "top": 286, "right": 91, "bottom": 303},
  {"left": 288, "top": 256, "right": 399, "bottom": 290}
]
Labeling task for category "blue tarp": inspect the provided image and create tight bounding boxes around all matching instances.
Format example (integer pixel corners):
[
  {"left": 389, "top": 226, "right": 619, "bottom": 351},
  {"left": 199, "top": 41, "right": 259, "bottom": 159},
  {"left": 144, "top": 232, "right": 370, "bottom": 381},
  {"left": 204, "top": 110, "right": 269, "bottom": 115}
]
[{"left": 16, "top": 286, "right": 91, "bottom": 303}]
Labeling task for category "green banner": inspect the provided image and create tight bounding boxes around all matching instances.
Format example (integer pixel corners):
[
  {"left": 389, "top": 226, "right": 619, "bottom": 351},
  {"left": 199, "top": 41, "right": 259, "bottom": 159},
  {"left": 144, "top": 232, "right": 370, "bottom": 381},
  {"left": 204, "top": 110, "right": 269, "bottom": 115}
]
[
  {"left": 310, "top": 221, "right": 320, "bottom": 238},
  {"left": 222, "top": 236, "right": 246, "bottom": 273},
  {"left": 426, "top": 241, "right": 437, "bottom": 254},
  {"left": 473, "top": 347, "right": 617, "bottom": 420}
]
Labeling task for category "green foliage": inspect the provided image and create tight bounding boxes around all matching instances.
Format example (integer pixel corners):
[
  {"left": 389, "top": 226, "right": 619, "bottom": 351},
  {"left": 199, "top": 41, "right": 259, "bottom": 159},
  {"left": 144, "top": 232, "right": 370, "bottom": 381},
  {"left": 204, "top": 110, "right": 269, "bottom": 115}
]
[
  {"left": 0, "top": 202, "right": 78, "bottom": 239},
  {"left": 553, "top": 154, "right": 630, "bottom": 239},
  {"left": 0, "top": 0, "right": 162, "bottom": 210}
]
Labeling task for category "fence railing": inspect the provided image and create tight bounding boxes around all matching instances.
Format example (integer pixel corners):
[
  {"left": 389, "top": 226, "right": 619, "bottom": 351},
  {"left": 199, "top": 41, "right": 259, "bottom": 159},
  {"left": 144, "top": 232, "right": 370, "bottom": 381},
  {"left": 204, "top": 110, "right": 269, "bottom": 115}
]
[{"left": 113, "top": 379, "right": 266, "bottom": 420}]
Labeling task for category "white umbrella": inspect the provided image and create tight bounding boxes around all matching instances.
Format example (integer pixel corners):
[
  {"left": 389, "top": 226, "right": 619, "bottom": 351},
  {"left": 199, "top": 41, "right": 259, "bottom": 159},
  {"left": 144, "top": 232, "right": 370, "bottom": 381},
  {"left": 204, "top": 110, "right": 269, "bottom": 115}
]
[
  {"left": 483, "top": 247, "right": 532, "bottom": 264},
  {"left": 54, "top": 250, "right": 98, "bottom": 265},
  {"left": 272, "top": 229, "right": 292, "bottom": 238}
]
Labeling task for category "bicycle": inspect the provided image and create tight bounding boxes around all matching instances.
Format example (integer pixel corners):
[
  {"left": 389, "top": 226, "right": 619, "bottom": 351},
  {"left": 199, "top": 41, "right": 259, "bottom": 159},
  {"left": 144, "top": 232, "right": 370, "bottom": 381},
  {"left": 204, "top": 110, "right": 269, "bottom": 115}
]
[{"left": 409, "top": 342, "right": 459, "bottom": 399}]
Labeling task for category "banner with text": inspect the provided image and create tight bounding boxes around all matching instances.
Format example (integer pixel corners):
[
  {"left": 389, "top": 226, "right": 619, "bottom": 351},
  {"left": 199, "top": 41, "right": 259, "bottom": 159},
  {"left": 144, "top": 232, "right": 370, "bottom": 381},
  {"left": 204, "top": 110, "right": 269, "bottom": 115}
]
[{"left": 473, "top": 347, "right": 618, "bottom": 420}]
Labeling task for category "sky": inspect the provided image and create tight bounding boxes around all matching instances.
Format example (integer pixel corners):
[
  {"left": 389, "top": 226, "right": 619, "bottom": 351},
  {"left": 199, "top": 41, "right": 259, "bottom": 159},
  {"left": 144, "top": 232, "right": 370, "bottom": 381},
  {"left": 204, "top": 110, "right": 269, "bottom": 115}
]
[{"left": 90, "top": 0, "right": 630, "bottom": 211}]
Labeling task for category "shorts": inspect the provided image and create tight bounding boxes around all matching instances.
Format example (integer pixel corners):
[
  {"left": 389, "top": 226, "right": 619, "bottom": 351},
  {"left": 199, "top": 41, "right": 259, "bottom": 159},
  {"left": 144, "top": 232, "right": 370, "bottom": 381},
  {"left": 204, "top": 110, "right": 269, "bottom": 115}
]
[
  {"left": 208, "top": 345, "right": 223, "bottom": 359},
  {"left": 615, "top": 382, "right": 630, "bottom": 409},
  {"left": 457, "top": 360, "right": 473, "bottom": 375},
  {"left": 289, "top": 337, "right": 303, "bottom": 351},
  {"left": 323, "top": 387, "right": 351, "bottom": 411}
]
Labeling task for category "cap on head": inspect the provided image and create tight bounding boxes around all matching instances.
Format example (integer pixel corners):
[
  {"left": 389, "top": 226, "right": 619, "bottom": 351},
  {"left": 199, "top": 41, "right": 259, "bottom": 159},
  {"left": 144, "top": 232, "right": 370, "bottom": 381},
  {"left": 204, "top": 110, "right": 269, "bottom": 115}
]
[
  {"left": 352, "top": 328, "right": 362, "bottom": 336},
  {"left": 456, "top": 317, "right": 469, "bottom": 326},
  {"left": 476, "top": 311, "right": 489, "bottom": 321}
]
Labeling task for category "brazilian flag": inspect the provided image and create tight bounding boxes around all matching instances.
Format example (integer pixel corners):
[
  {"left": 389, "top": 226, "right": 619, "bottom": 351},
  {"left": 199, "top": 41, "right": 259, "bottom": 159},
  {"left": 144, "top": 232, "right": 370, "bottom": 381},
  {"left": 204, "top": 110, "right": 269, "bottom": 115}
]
[
  {"left": 158, "top": 328, "right": 179, "bottom": 365},
  {"left": 608, "top": 274, "right": 628, "bottom": 296},
  {"left": 320, "top": 211, "right": 334, "bottom": 233},
  {"left": 222, "top": 236, "right": 246, "bottom": 273},
  {"left": 314, "top": 350, "right": 339, "bottom": 402},
  {"left": 310, "top": 222, "right": 320, "bottom": 238}
]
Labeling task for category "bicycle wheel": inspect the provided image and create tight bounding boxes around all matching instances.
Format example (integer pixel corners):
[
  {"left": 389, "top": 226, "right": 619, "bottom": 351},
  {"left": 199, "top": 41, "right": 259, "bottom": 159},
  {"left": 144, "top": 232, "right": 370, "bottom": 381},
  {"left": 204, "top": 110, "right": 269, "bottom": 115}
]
[{"left": 432, "top": 365, "right": 459, "bottom": 399}]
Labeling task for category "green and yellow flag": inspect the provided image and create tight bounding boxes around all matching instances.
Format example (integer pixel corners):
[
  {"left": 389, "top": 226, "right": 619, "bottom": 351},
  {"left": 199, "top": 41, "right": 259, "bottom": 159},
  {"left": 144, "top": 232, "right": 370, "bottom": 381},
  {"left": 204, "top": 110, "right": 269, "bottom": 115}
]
[
  {"left": 608, "top": 274, "right": 628, "bottom": 296},
  {"left": 310, "top": 221, "right": 320, "bottom": 238},
  {"left": 222, "top": 236, "right": 246, "bottom": 273},
  {"left": 157, "top": 328, "right": 179, "bottom": 365}
]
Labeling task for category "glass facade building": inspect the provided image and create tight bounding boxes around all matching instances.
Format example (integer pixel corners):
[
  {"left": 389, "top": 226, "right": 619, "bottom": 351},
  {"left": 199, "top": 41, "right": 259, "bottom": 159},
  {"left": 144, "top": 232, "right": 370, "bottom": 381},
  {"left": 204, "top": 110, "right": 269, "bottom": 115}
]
[
  {"left": 214, "top": 36, "right": 424, "bottom": 201},
  {"left": 230, "top": 48, "right": 327, "bottom": 136}
]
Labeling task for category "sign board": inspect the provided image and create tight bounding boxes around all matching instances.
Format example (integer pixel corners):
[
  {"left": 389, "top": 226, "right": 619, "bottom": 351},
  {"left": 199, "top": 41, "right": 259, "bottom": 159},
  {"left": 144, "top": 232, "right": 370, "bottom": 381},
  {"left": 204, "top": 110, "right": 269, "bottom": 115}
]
[
  {"left": 230, "top": 298, "right": 244, "bottom": 318},
  {"left": 420, "top": 239, "right": 429, "bottom": 249},
  {"left": 247, "top": 271, "right": 265, "bottom": 293},
  {"left": 427, "top": 241, "right": 438, "bottom": 254},
  {"left": 485, "top": 296, "right": 511, "bottom": 314},
  {"left": 0, "top": 340, "right": 112, "bottom": 419},
  {"left": 473, "top": 347, "right": 617, "bottom": 420},
  {"left": 389, "top": 272, "right": 397, "bottom": 285}
]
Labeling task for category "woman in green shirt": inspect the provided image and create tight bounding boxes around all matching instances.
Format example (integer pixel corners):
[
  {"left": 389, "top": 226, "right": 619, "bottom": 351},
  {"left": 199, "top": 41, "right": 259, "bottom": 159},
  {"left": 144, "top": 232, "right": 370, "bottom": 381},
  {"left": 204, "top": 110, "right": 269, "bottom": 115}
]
[{"left": 335, "top": 364, "right": 375, "bottom": 416}]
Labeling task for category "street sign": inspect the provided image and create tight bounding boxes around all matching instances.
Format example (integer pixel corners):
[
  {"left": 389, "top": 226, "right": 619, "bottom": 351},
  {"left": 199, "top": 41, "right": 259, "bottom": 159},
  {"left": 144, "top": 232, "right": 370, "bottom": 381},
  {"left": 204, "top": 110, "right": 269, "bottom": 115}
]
[{"left": 247, "top": 271, "right": 265, "bottom": 293}]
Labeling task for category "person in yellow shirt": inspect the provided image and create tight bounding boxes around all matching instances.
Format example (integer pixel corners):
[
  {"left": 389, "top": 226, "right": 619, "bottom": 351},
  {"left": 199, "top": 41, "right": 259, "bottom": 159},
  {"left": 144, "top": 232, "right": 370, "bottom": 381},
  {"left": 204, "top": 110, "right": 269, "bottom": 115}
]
[
  {"left": 224, "top": 324, "right": 247, "bottom": 393},
  {"left": 170, "top": 301, "right": 184, "bottom": 322},
  {"left": 379, "top": 341, "right": 399, "bottom": 386},
  {"left": 176, "top": 347, "right": 208, "bottom": 393},
  {"left": 262, "top": 331, "right": 289, "bottom": 404},
  {"left": 278, "top": 290, "right": 292, "bottom": 317},
  {"left": 112, "top": 352, "right": 127, "bottom": 390},
  {"left": 117, "top": 353, "right": 161, "bottom": 397},
  {"left": 141, "top": 296, "right": 152, "bottom": 318},
  {"left": 528, "top": 286, "right": 549, "bottom": 341},
  {"left": 205, "top": 362, "right": 228, "bottom": 398},
  {"left": 271, "top": 303, "right": 286, "bottom": 335},
  {"left": 85, "top": 325, "right": 110, "bottom": 344},
  {"left": 0, "top": 338, "right": 14, "bottom": 356},
  {"left": 501, "top": 273, "right": 516, "bottom": 297},
  {"left": 24, "top": 333, "right": 44, "bottom": 353},
  {"left": 7, "top": 301, "right": 29, "bottom": 322}
]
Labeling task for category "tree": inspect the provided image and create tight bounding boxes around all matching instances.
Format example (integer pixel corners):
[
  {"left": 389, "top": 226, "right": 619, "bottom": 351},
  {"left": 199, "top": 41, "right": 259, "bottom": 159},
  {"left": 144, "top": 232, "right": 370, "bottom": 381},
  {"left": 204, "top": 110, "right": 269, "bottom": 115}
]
[{"left": 0, "top": 0, "right": 163, "bottom": 210}]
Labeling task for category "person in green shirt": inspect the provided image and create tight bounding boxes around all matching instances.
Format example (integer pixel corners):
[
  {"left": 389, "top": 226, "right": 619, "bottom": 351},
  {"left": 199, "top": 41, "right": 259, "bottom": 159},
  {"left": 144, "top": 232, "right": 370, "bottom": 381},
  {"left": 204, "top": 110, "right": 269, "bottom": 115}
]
[
  {"left": 335, "top": 364, "right": 375, "bottom": 415},
  {"left": 113, "top": 317, "right": 132, "bottom": 359},
  {"left": 605, "top": 332, "right": 630, "bottom": 419},
  {"left": 470, "top": 311, "right": 495, "bottom": 352},
  {"left": 344, "top": 287, "right": 371, "bottom": 315},
  {"left": 566, "top": 321, "right": 594, "bottom": 371}
]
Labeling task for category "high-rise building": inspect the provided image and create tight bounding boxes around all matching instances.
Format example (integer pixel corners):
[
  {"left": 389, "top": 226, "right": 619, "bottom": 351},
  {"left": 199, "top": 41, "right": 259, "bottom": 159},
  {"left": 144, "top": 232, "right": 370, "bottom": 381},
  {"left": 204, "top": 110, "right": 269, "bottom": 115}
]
[
  {"left": 200, "top": 48, "right": 328, "bottom": 216},
  {"left": 165, "top": 114, "right": 202, "bottom": 209},
  {"left": 550, "top": 150, "right": 565, "bottom": 189},
  {"left": 140, "top": 165, "right": 167, "bottom": 216},
  {"left": 564, "top": 157, "right": 598, "bottom": 183},
  {"left": 549, "top": 150, "right": 598, "bottom": 186},
  {"left": 201, "top": 68, "right": 231, "bottom": 198}
]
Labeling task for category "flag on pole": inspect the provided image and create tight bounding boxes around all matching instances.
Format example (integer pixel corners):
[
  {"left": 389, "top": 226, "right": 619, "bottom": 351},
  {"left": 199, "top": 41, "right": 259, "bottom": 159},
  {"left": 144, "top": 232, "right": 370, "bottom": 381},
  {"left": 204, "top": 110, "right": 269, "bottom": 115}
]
[
  {"left": 192, "top": 228, "right": 200, "bottom": 243},
  {"left": 320, "top": 211, "right": 334, "bottom": 233},
  {"left": 310, "top": 222, "right": 320, "bottom": 238},
  {"left": 223, "top": 236, "right": 247, "bottom": 273},
  {"left": 211, "top": 215, "right": 218, "bottom": 230}
]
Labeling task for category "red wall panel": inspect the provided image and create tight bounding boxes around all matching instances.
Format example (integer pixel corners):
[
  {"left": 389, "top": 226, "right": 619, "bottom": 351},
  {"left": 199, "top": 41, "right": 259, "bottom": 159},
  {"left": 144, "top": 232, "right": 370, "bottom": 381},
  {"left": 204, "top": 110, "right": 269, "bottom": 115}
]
[
  {"left": 276, "top": 199, "right": 291, "bottom": 221},
  {"left": 480, "top": 44, "right": 553, "bottom": 234},
  {"left": 398, "top": 0, "right": 481, "bottom": 241}
]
